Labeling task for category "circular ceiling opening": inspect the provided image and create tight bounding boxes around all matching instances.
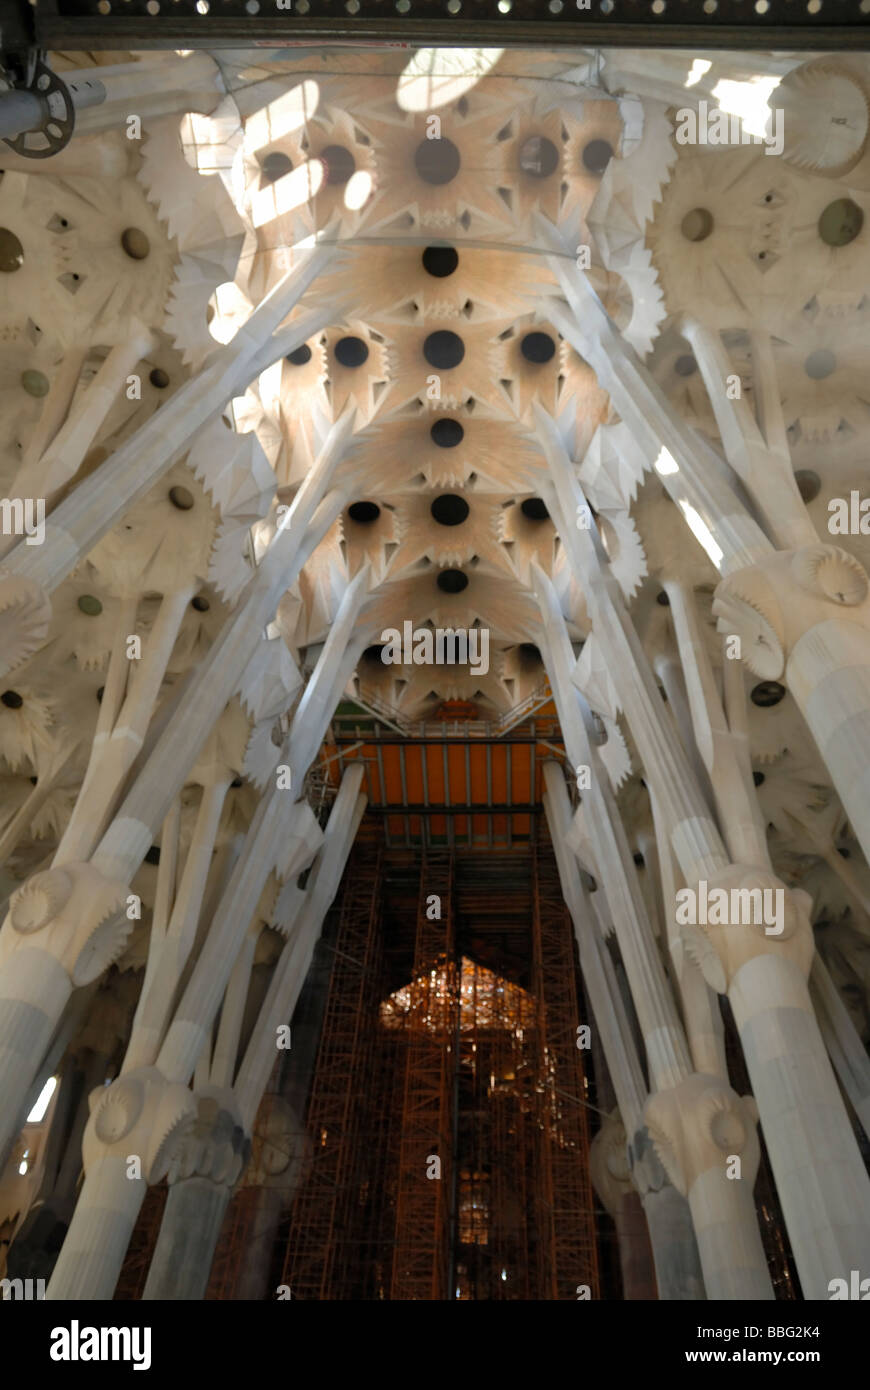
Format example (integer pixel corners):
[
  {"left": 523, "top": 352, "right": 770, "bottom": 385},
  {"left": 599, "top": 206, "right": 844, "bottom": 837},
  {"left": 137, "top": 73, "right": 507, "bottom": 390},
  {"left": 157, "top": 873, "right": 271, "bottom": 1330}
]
[
  {"left": 260, "top": 151, "right": 293, "bottom": 184},
  {"left": 521, "top": 497, "right": 550, "bottom": 520},
  {"left": 818, "top": 197, "right": 864, "bottom": 247},
  {"left": 320, "top": 144, "right": 356, "bottom": 185},
  {"left": 144, "top": 845, "right": 161, "bottom": 866},
  {"left": 334, "top": 336, "right": 369, "bottom": 368},
  {"left": 414, "top": 136, "right": 461, "bottom": 185},
  {"left": 362, "top": 644, "right": 385, "bottom": 662},
  {"left": 0, "top": 229, "right": 24, "bottom": 273},
  {"left": 674, "top": 355, "right": 698, "bottom": 377},
  {"left": 582, "top": 139, "right": 614, "bottom": 175},
  {"left": 348, "top": 501, "right": 381, "bottom": 523},
  {"left": 681, "top": 207, "right": 714, "bottom": 242},
  {"left": 753, "top": 770, "right": 765, "bottom": 787},
  {"left": 437, "top": 569, "right": 469, "bottom": 593},
  {"left": 21, "top": 370, "right": 49, "bottom": 397},
  {"left": 423, "top": 330, "right": 465, "bottom": 369},
  {"left": 121, "top": 227, "right": 150, "bottom": 260},
  {"left": 430, "top": 418, "right": 464, "bottom": 447},
  {"left": 751, "top": 680, "right": 786, "bottom": 707},
  {"left": 520, "top": 331, "right": 556, "bottom": 364},
  {"left": 286, "top": 344, "right": 312, "bottom": 366},
  {"left": 804, "top": 349, "right": 836, "bottom": 380},
  {"left": 1, "top": 690, "right": 23, "bottom": 709},
  {"left": 191, "top": 595, "right": 210, "bottom": 612},
  {"left": 519, "top": 135, "right": 560, "bottom": 178},
  {"left": 518, "top": 643, "right": 542, "bottom": 661},
  {"left": 149, "top": 367, "right": 169, "bottom": 389},
  {"left": 794, "top": 469, "right": 821, "bottom": 503},
  {"left": 430, "top": 494, "right": 470, "bottom": 526},
  {"left": 656, "top": 590, "right": 670, "bottom": 606},
  {"left": 169, "top": 485, "right": 195, "bottom": 511},
  {"left": 422, "top": 245, "right": 459, "bottom": 278}
]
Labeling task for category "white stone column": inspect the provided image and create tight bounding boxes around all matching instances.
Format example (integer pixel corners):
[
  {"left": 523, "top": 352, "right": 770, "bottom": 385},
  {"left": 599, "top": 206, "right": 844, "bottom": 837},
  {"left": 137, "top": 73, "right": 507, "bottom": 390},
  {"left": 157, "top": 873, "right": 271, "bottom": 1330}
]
[
  {"left": 543, "top": 761, "right": 706, "bottom": 1300},
  {"left": 536, "top": 568, "right": 774, "bottom": 1298}
]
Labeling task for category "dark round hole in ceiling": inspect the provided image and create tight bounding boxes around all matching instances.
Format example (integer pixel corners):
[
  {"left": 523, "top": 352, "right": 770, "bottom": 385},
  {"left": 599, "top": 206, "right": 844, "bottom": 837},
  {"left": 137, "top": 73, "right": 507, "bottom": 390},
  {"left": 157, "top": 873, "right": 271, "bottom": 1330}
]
[
  {"left": 681, "top": 207, "right": 714, "bottom": 242},
  {"left": 794, "top": 469, "right": 821, "bottom": 503},
  {"left": 144, "top": 845, "right": 161, "bottom": 866},
  {"left": 818, "top": 197, "right": 864, "bottom": 247},
  {"left": 423, "top": 330, "right": 465, "bottom": 369},
  {"left": 0, "top": 228, "right": 24, "bottom": 273},
  {"left": 286, "top": 344, "right": 312, "bottom": 366},
  {"left": 520, "top": 331, "right": 556, "bottom": 364},
  {"left": 656, "top": 590, "right": 670, "bottom": 606},
  {"left": 430, "top": 494, "right": 470, "bottom": 526},
  {"left": 430, "top": 418, "right": 464, "bottom": 448},
  {"left": 753, "top": 770, "right": 765, "bottom": 787},
  {"left": 674, "top": 355, "right": 697, "bottom": 377},
  {"left": 121, "top": 227, "right": 150, "bottom": 260},
  {"left": 633, "top": 852, "right": 645, "bottom": 867},
  {"left": 192, "top": 595, "right": 210, "bottom": 612},
  {"left": 422, "top": 245, "right": 459, "bottom": 278},
  {"left": 1, "top": 690, "right": 23, "bottom": 709},
  {"left": 348, "top": 501, "right": 381, "bottom": 524},
  {"left": 169, "top": 485, "right": 195, "bottom": 511},
  {"left": 437, "top": 569, "right": 469, "bottom": 594},
  {"left": 751, "top": 680, "right": 786, "bottom": 708},
  {"left": 521, "top": 497, "right": 549, "bottom": 521},
  {"left": 334, "top": 336, "right": 369, "bottom": 369},
  {"left": 519, "top": 134, "right": 560, "bottom": 178},
  {"left": 518, "top": 643, "right": 542, "bottom": 662},
  {"left": 363, "top": 645, "right": 385, "bottom": 662},
  {"left": 582, "top": 139, "right": 614, "bottom": 175},
  {"left": 260, "top": 151, "right": 293, "bottom": 184},
  {"left": 320, "top": 144, "right": 356, "bottom": 186},
  {"left": 414, "top": 136, "right": 461, "bottom": 185},
  {"left": 149, "top": 368, "right": 169, "bottom": 389}
]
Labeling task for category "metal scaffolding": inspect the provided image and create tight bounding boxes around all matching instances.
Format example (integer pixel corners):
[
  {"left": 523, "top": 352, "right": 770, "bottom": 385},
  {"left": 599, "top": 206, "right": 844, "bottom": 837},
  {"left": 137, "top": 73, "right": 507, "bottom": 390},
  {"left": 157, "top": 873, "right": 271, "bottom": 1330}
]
[
  {"left": 271, "top": 836, "right": 603, "bottom": 1300},
  {"left": 531, "top": 840, "right": 601, "bottom": 1300},
  {"left": 280, "top": 844, "right": 384, "bottom": 1300},
  {"left": 389, "top": 850, "right": 456, "bottom": 1300}
]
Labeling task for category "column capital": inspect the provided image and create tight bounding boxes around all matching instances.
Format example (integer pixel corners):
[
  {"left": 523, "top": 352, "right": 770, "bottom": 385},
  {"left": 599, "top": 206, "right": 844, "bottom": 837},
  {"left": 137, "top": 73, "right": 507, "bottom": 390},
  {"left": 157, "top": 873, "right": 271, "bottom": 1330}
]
[
  {"left": 645, "top": 1072, "right": 761, "bottom": 1199},
  {"left": 83, "top": 1066, "right": 197, "bottom": 1185},
  {"left": 680, "top": 864, "right": 815, "bottom": 991},
  {"left": 2, "top": 862, "right": 132, "bottom": 987}
]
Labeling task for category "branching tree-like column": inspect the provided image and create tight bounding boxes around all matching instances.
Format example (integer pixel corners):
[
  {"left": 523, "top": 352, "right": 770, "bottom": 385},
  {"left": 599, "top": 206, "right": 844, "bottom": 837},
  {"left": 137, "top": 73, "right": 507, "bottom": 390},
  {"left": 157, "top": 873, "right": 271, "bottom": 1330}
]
[
  {"left": 536, "top": 575, "right": 771, "bottom": 1299},
  {"left": 539, "top": 214, "right": 870, "bottom": 888},
  {"left": 142, "top": 766, "right": 366, "bottom": 1300},
  {"left": 45, "top": 757, "right": 365, "bottom": 1301},
  {"left": 0, "top": 565, "right": 371, "bottom": 1161},
  {"left": 543, "top": 761, "right": 706, "bottom": 1301},
  {"left": 534, "top": 413, "right": 870, "bottom": 1295}
]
